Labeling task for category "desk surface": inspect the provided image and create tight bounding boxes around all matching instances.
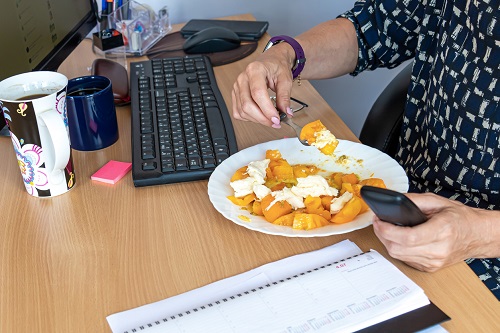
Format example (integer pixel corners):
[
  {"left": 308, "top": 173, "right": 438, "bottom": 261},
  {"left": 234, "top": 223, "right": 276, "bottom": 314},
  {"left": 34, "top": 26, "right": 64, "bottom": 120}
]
[{"left": 0, "top": 14, "right": 498, "bottom": 333}]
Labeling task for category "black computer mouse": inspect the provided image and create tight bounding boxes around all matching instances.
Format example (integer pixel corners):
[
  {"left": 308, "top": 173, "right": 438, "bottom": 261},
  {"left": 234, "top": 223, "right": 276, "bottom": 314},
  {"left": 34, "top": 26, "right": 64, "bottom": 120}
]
[{"left": 183, "top": 26, "right": 241, "bottom": 54}]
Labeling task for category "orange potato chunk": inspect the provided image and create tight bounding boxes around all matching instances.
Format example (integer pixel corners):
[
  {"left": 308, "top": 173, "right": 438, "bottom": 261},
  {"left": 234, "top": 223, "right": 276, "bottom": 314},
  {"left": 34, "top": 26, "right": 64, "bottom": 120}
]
[
  {"left": 261, "top": 194, "right": 293, "bottom": 223},
  {"left": 331, "top": 196, "right": 362, "bottom": 224},
  {"left": 293, "top": 164, "right": 320, "bottom": 178},
  {"left": 359, "top": 178, "right": 387, "bottom": 188},
  {"left": 272, "top": 212, "right": 296, "bottom": 226},
  {"left": 299, "top": 120, "right": 338, "bottom": 155},
  {"left": 340, "top": 182, "right": 354, "bottom": 195},
  {"left": 321, "top": 195, "right": 334, "bottom": 211},
  {"left": 304, "top": 196, "right": 331, "bottom": 220},
  {"left": 252, "top": 200, "right": 263, "bottom": 216},
  {"left": 266, "top": 149, "right": 282, "bottom": 161},
  {"left": 341, "top": 173, "right": 359, "bottom": 184},
  {"left": 272, "top": 164, "right": 295, "bottom": 182},
  {"left": 230, "top": 166, "right": 249, "bottom": 182},
  {"left": 328, "top": 172, "right": 344, "bottom": 188},
  {"left": 227, "top": 193, "right": 256, "bottom": 206},
  {"left": 299, "top": 120, "right": 324, "bottom": 144},
  {"left": 351, "top": 184, "right": 369, "bottom": 213},
  {"left": 293, "top": 213, "right": 330, "bottom": 230}
]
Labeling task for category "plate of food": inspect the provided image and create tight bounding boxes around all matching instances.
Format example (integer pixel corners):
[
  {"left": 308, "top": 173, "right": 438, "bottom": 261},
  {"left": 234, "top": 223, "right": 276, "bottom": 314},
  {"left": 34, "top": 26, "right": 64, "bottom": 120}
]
[{"left": 207, "top": 137, "right": 408, "bottom": 237}]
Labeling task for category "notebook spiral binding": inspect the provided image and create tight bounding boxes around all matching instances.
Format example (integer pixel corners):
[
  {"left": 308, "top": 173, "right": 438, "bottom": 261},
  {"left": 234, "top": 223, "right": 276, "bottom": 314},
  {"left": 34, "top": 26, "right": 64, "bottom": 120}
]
[{"left": 122, "top": 253, "right": 365, "bottom": 333}]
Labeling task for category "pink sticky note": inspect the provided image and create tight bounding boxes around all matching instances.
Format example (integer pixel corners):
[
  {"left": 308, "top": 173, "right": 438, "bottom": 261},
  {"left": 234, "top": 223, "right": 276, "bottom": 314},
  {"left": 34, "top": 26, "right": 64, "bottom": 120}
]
[{"left": 91, "top": 160, "right": 132, "bottom": 184}]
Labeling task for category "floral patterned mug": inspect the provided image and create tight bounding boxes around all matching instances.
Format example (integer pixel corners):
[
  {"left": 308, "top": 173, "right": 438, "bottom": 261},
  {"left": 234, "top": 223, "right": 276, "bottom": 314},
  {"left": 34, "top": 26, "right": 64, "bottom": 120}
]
[{"left": 0, "top": 71, "right": 75, "bottom": 197}]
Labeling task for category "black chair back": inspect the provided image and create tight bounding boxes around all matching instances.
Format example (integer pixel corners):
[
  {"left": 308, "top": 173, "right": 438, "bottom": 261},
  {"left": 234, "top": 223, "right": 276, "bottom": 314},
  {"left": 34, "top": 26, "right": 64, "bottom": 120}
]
[{"left": 359, "top": 62, "right": 413, "bottom": 158}]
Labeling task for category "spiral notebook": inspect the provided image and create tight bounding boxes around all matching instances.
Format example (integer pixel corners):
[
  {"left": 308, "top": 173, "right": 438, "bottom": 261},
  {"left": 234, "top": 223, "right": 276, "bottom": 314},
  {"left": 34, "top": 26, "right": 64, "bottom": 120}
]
[{"left": 107, "top": 240, "right": 450, "bottom": 333}]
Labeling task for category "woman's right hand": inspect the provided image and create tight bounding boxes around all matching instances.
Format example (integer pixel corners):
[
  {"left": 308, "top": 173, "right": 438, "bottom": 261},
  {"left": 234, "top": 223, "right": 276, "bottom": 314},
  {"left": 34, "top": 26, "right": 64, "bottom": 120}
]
[{"left": 231, "top": 43, "right": 296, "bottom": 128}]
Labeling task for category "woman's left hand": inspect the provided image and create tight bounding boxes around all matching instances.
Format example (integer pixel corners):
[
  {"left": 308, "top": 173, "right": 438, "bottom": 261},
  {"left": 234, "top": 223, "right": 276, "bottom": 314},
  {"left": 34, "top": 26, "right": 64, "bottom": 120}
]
[{"left": 372, "top": 192, "right": 499, "bottom": 272}]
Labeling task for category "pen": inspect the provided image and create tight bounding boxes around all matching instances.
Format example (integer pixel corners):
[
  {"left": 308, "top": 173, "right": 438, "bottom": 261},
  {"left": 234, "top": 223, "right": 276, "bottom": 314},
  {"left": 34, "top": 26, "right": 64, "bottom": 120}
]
[
  {"left": 100, "top": 0, "right": 108, "bottom": 31},
  {"left": 100, "top": 0, "right": 114, "bottom": 31}
]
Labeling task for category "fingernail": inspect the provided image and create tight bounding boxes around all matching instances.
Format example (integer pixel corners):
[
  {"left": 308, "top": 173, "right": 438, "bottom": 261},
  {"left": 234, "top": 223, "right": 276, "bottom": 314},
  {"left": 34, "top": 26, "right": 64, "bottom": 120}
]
[
  {"left": 286, "top": 107, "right": 294, "bottom": 116},
  {"left": 271, "top": 117, "right": 281, "bottom": 129}
]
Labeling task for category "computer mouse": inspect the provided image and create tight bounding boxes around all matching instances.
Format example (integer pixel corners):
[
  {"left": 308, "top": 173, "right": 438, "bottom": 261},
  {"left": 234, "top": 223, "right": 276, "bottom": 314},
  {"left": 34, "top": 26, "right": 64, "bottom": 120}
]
[{"left": 183, "top": 26, "right": 241, "bottom": 54}]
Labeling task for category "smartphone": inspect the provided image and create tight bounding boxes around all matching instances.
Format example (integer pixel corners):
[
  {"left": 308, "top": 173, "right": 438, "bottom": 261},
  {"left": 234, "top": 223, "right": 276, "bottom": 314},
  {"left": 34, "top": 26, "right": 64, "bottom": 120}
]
[
  {"left": 360, "top": 186, "right": 428, "bottom": 227},
  {"left": 180, "top": 19, "right": 269, "bottom": 41}
]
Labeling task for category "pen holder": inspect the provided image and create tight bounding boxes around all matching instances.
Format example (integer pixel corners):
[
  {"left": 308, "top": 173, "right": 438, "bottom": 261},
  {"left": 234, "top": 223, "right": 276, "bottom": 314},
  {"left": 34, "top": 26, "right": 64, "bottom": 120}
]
[
  {"left": 92, "top": 29, "right": 128, "bottom": 71},
  {"left": 105, "top": 1, "right": 171, "bottom": 56}
]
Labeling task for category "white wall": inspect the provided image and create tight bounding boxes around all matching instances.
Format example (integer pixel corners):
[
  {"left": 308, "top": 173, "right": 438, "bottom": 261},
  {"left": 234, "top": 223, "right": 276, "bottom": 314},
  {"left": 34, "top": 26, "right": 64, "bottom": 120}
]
[{"left": 139, "top": 0, "right": 405, "bottom": 137}]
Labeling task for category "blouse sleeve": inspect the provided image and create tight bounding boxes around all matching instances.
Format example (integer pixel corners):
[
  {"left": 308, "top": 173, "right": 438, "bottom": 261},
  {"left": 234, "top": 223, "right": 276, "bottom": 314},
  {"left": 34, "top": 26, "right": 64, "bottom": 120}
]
[{"left": 339, "top": 0, "right": 425, "bottom": 75}]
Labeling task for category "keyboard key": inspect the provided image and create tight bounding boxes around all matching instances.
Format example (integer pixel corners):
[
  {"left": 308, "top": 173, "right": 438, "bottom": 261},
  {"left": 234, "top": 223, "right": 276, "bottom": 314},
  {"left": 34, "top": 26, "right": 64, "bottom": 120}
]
[
  {"left": 142, "top": 161, "right": 156, "bottom": 171},
  {"left": 205, "top": 107, "right": 227, "bottom": 140}
]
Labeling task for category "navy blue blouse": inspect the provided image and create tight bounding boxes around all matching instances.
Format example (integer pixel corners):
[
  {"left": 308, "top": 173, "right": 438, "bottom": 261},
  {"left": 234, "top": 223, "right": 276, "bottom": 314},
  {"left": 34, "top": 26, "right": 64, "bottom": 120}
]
[
  {"left": 341, "top": 0, "right": 499, "bottom": 299},
  {"left": 342, "top": 0, "right": 499, "bottom": 208}
]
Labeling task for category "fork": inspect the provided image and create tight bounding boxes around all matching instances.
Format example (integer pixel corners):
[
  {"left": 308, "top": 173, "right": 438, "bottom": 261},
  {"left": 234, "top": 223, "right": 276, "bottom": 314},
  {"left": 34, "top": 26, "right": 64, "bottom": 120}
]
[{"left": 279, "top": 112, "right": 309, "bottom": 146}]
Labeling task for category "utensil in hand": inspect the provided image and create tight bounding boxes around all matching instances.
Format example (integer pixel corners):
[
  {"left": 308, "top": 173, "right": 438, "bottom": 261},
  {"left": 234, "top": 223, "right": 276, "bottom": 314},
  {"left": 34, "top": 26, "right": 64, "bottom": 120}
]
[{"left": 279, "top": 112, "right": 309, "bottom": 146}]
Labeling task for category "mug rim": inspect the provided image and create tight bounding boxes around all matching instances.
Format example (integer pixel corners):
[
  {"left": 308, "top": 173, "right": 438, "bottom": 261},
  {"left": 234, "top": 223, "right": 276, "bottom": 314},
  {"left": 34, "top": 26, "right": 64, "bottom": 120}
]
[
  {"left": 0, "top": 71, "right": 68, "bottom": 102},
  {"left": 67, "top": 75, "right": 112, "bottom": 98}
]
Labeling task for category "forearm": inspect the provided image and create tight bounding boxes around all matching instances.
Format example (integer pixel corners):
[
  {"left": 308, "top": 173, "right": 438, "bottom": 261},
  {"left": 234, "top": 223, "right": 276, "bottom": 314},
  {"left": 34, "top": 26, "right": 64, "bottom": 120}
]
[
  {"left": 264, "top": 18, "right": 358, "bottom": 81},
  {"left": 296, "top": 18, "right": 359, "bottom": 79}
]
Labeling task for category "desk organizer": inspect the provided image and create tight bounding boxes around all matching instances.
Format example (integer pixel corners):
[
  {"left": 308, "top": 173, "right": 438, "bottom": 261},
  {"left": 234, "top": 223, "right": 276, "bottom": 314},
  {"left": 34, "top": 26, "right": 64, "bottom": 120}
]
[{"left": 105, "top": 1, "right": 171, "bottom": 56}]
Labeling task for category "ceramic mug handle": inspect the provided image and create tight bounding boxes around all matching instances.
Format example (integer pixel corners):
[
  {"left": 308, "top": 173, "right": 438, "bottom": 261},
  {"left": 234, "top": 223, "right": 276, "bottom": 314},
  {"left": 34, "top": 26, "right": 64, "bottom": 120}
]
[{"left": 38, "top": 110, "right": 70, "bottom": 183}]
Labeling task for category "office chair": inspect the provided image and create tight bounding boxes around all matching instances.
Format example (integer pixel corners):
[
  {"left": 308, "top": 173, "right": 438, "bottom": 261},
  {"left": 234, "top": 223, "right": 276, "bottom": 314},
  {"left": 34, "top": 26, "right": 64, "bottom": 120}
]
[{"left": 359, "top": 62, "right": 413, "bottom": 158}]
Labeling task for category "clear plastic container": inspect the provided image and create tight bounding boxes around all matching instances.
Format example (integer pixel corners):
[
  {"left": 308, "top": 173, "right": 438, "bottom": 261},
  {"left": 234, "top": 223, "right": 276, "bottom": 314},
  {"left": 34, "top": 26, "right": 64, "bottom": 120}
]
[{"left": 106, "top": 1, "right": 172, "bottom": 56}]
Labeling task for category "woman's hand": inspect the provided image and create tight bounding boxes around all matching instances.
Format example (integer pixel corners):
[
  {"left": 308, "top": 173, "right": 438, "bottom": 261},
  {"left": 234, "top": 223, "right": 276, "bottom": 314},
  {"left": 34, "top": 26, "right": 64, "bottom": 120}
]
[
  {"left": 231, "top": 43, "right": 296, "bottom": 128},
  {"left": 372, "top": 192, "right": 500, "bottom": 272},
  {"left": 231, "top": 18, "right": 359, "bottom": 128}
]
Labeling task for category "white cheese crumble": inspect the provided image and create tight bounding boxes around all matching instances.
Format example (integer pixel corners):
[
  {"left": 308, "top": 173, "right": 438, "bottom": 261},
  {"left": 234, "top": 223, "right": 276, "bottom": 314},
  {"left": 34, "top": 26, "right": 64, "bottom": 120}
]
[
  {"left": 253, "top": 184, "right": 271, "bottom": 200},
  {"left": 229, "top": 159, "right": 270, "bottom": 198},
  {"left": 312, "top": 129, "right": 338, "bottom": 149},
  {"left": 291, "top": 175, "right": 339, "bottom": 198},
  {"left": 246, "top": 159, "right": 269, "bottom": 184},
  {"left": 330, "top": 191, "right": 353, "bottom": 214},
  {"left": 267, "top": 187, "right": 305, "bottom": 210}
]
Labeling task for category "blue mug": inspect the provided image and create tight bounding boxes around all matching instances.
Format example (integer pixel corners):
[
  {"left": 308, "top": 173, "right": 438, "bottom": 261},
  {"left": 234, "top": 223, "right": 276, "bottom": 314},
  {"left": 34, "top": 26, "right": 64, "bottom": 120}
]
[{"left": 66, "top": 75, "right": 119, "bottom": 151}]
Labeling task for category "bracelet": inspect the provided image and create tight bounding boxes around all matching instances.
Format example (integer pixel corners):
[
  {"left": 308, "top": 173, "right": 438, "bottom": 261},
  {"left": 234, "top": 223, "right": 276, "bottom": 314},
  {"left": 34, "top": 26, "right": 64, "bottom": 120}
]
[{"left": 263, "top": 35, "right": 306, "bottom": 81}]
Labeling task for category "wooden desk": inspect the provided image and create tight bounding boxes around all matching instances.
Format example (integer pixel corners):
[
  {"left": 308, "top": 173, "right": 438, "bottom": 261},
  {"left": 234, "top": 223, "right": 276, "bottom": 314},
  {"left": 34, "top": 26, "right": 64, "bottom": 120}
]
[{"left": 0, "top": 14, "right": 498, "bottom": 333}]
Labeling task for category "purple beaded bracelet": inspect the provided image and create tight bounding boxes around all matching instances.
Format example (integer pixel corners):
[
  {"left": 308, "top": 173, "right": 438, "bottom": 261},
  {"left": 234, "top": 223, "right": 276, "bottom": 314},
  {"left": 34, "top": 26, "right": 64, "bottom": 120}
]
[{"left": 263, "top": 35, "right": 306, "bottom": 80}]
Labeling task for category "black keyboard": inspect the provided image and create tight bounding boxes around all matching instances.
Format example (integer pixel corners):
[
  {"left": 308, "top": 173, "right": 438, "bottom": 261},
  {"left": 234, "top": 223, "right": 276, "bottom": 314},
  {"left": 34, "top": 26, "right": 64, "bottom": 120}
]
[{"left": 129, "top": 55, "right": 238, "bottom": 187}]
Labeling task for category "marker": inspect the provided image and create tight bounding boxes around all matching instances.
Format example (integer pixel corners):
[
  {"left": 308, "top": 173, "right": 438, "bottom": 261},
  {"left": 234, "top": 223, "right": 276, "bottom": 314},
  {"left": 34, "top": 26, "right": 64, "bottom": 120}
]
[{"left": 106, "top": 0, "right": 114, "bottom": 15}]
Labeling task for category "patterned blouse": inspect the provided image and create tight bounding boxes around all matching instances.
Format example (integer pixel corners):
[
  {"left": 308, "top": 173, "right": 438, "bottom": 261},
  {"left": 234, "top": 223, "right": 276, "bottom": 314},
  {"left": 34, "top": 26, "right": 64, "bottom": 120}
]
[{"left": 341, "top": 0, "right": 499, "bottom": 299}]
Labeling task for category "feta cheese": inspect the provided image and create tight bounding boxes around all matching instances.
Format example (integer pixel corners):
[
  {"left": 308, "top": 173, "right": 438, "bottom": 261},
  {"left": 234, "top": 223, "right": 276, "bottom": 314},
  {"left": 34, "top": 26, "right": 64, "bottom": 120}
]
[
  {"left": 312, "top": 129, "right": 338, "bottom": 149},
  {"left": 267, "top": 187, "right": 305, "bottom": 210},
  {"left": 253, "top": 184, "right": 271, "bottom": 200},
  {"left": 291, "top": 175, "right": 339, "bottom": 198},
  {"left": 230, "top": 159, "right": 270, "bottom": 198},
  {"left": 330, "top": 191, "right": 353, "bottom": 214},
  {"left": 246, "top": 159, "right": 270, "bottom": 184},
  {"left": 230, "top": 177, "right": 257, "bottom": 198}
]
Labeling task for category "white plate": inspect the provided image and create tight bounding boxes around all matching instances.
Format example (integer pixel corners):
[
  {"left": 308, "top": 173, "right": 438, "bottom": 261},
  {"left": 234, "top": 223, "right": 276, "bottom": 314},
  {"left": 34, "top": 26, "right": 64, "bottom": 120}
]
[{"left": 208, "top": 138, "right": 408, "bottom": 237}]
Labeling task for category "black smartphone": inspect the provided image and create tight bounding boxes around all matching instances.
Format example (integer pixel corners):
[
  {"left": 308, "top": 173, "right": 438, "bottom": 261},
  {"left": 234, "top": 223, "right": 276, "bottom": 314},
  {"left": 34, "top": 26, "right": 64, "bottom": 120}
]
[
  {"left": 360, "top": 186, "right": 428, "bottom": 227},
  {"left": 180, "top": 19, "right": 269, "bottom": 41}
]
